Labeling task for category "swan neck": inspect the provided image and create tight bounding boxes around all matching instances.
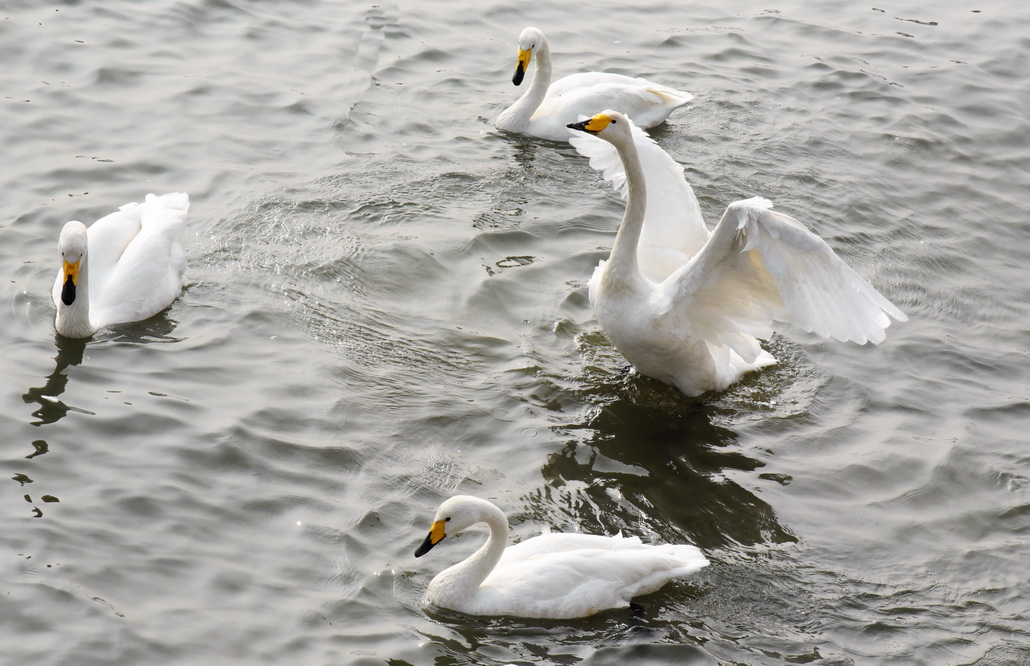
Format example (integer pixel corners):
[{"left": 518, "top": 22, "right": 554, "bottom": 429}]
[
  {"left": 606, "top": 136, "right": 648, "bottom": 282},
  {"left": 497, "top": 39, "right": 552, "bottom": 130},
  {"left": 431, "top": 503, "right": 509, "bottom": 605},
  {"left": 460, "top": 506, "right": 508, "bottom": 587},
  {"left": 531, "top": 40, "right": 553, "bottom": 97}
]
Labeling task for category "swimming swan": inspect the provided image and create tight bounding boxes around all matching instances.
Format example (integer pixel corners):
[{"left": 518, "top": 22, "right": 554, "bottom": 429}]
[
  {"left": 413, "top": 495, "right": 709, "bottom": 619},
  {"left": 52, "top": 193, "right": 189, "bottom": 338},
  {"left": 567, "top": 111, "right": 907, "bottom": 396},
  {"left": 494, "top": 27, "right": 693, "bottom": 141}
]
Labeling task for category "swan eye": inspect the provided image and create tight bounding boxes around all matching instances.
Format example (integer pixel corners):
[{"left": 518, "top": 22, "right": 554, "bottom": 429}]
[{"left": 445, "top": 517, "right": 451, "bottom": 522}]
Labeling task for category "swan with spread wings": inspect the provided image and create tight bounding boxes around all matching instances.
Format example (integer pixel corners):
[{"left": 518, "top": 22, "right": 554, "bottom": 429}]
[{"left": 567, "top": 111, "right": 907, "bottom": 396}]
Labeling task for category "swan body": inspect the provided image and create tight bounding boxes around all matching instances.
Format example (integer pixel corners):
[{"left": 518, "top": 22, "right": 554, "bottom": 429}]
[
  {"left": 567, "top": 111, "right": 907, "bottom": 396},
  {"left": 495, "top": 27, "right": 692, "bottom": 141},
  {"left": 52, "top": 193, "right": 189, "bottom": 338},
  {"left": 414, "top": 495, "right": 708, "bottom": 619}
]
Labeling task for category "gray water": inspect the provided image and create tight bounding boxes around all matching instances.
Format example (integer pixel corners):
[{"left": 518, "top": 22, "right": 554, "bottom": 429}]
[{"left": 1, "top": 1, "right": 1028, "bottom": 664}]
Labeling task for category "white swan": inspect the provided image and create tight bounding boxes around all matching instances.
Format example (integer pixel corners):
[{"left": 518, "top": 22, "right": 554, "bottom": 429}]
[
  {"left": 567, "top": 111, "right": 908, "bottom": 396},
  {"left": 52, "top": 193, "right": 189, "bottom": 338},
  {"left": 413, "top": 495, "right": 709, "bottom": 619},
  {"left": 494, "top": 27, "right": 693, "bottom": 141}
]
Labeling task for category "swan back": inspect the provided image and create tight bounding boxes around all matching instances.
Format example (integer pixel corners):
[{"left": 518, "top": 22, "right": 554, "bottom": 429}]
[
  {"left": 474, "top": 532, "right": 708, "bottom": 619},
  {"left": 91, "top": 193, "right": 188, "bottom": 327},
  {"left": 84, "top": 201, "right": 146, "bottom": 293}
]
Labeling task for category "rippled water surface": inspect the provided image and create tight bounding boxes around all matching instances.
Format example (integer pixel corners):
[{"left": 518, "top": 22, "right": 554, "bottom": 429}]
[{"left": 2, "top": 1, "right": 1028, "bottom": 664}]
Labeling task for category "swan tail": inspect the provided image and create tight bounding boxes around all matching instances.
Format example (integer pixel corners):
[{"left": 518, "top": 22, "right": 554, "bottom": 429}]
[
  {"left": 140, "top": 193, "right": 190, "bottom": 234},
  {"left": 646, "top": 87, "right": 693, "bottom": 107}
]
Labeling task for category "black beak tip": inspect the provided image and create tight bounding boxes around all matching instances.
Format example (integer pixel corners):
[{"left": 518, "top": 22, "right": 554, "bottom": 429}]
[
  {"left": 414, "top": 533, "right": 437, "bottom": 558},
  {"left": 61, "top": 275, "right": 76, "bottom": 306},
  {"left": 512, "top": 65, "right": 525, "bottom": 86},
  {"left": 567, "top": 120, "right": 592, "bottom": 133}
]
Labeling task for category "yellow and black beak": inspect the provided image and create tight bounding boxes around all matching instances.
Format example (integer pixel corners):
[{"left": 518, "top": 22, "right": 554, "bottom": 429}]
[
  {"left": 414, "top": 519, "right": 447, "bottom": 557},
  {"left": 512, "top": 48, "right": 531, "bottom": 86},
  {"left": 567, "top": 113, "right": 613, "bottom": 135},
  {"left": 61, "top": 259, "right": 80, "bottom": 306}
]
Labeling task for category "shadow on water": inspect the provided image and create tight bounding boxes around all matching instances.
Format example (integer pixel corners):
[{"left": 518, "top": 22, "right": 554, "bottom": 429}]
[
  {"left": 21, "top": 314, "right": 182, "bottom": 427},
  {"left": 532, "top": 385, "right": 797, "bottom": 551},
  {"left": 16, "top": 315, "right": 182, "bottom": 516},
  {"left": 21, "top": 334, "right": 90, "bottom": 427},
  {"left": 409, "top": 612, "right": 720, "bottom": 666}
]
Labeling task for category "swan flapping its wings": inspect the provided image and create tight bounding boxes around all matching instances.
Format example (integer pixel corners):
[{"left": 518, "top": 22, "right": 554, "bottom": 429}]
[
  {"left": 495, "top": 27, "right": 693, "bottom": 141},
  {"left": 414, "top": 495, "right": 708, "bottom": 619},
  {"left": 567, "top": 111, "right": 907, "bottom": 396},
  {"left": 52, "top": 192, "right": 189, "bottom": 338}
]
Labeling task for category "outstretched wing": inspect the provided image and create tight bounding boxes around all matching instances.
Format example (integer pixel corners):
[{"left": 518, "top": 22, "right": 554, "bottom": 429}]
[
  {"left": 570, "top": 118, "right": 710, "bottom": 282},
  {"left": 663, "top": 197, "right": 907, "bottom": 361}
]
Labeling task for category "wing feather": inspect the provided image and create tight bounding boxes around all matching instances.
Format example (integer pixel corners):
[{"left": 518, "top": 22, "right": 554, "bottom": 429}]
[
  {"left": 664, "top": 197, "right": 906, "bottom": 353},
  {"left": 92, "top": 193, "right": 189, "bottom": 326}
]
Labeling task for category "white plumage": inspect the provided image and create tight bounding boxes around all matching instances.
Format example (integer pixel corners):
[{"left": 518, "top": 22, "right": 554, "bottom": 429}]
[
  {"left": 414, "top": 495, "right": 709, "bottom": 619},
  {"left": 52, "top": 193, "right": 189, "bottom": 338},
  {"left": 494, "top": 27, "right": 692, "bottom": 141},
  {"left": 567, "top": 111, "right": 907, "bottom": 396}
]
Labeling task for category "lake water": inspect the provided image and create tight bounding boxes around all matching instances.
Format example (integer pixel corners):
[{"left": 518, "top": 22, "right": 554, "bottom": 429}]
[{"left": 1, "top": 1, "right": 1028, "bottom": 664}]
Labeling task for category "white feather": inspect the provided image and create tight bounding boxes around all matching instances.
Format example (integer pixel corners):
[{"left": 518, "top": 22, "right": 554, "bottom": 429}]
[
  {"left": 495, "top": 27, "right": 692, "bottom": 142},
  {"left": 569, "top": 112, "right": 907, "bottom": 396},
  {"left": 415, "top": 495, "right": 708, "bottom": 619},
  {"left": 52, "top": 193, "right": 189, "bottom": 338}
]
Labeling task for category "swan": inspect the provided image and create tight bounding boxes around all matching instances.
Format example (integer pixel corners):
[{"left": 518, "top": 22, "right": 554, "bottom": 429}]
[
  {"left": 494, "top": 27, "right": 693, "bottom": 141},
  {"left": 566, "top": 111, "right": 908, "bottom": 396},
  {"left": 413, "top": 495, "right": 709, "bottom": 619},
  {"left": 52, "top": 193, "right": 189, "bottom": 338}
]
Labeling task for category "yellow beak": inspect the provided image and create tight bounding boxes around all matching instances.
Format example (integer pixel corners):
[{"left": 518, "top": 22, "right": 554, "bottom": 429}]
[
  {"left": 60, "top": 259, "right": 80, "bottom": 306},
  {"left": 513, "top": 48, "right": 532, "bottom": 85},
  {"left": 414, "top": 519, "right": 447, "bottom": 557},
  {"left": 567, "top": 112, "right": 613, "bottom": 135},
  {"left": 64, "top": 259, "right": 80, "bottom": 284}
]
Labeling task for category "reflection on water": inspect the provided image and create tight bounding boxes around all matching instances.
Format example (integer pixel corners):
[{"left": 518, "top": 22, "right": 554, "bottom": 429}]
[
  {"left": 16, "top": 314, "right": 182, "bottom": 517},
  {"left": 21, "top": 315, "right": 181, "bottom": 427},
  {"left": 16, "top": 335, "right": 89, "bottom": 517},
  {"left": 22, "top": 334, "right": 89, "bottom": 426},
  {"left": 539, "top": 394, "right": 797, "bottom": 550}
]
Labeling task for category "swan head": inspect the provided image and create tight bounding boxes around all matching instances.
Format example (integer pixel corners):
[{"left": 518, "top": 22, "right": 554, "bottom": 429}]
[
  {"left": 414, "top": 495, "right": 499, "bottom": 558},
  {"left": 57, "top": 221, "right": 89, "bottom": 306},
  {"left": 567, "top": 110, "right": 631, "bottom": 143},
  {"left": 512, "top": 27, "right": 545, "bottom": 86}
]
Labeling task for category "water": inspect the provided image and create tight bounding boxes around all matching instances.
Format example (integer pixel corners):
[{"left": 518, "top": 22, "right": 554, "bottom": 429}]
[{"left": 1, "top": 1, "right": 1028, "bottom": 664}]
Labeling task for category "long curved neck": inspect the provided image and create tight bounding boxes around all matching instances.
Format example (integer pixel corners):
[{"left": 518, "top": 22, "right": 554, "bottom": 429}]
[
  {"left": 55, "top": 255, "right": 95, "bottom": 338},
  {"left": 497, "top": 40, "right": 552, "bottom": 130},
  {"left": 602, "top": 135, "right": 648, "bottom": 289},
  {"left": 429, "top": 504, "right": 509, "bottom": 605}
]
